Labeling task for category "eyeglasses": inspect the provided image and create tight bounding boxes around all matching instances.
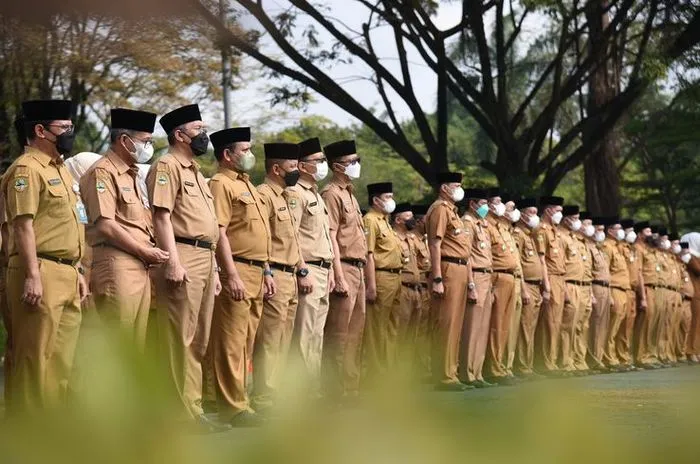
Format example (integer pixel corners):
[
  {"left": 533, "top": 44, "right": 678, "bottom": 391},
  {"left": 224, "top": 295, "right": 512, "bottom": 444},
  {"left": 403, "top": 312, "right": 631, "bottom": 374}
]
[
  {"left": 127, "top": 135, "right": 154, "bottom": 148},
  {"left": 44, "top": 124, "right": 75, "bottom": 135},
  {"left": 301, "top": 157, "right": 327, "bottom": 164},
  {"left": 338, "top": 157, "right": 361, "bottom": 165}
]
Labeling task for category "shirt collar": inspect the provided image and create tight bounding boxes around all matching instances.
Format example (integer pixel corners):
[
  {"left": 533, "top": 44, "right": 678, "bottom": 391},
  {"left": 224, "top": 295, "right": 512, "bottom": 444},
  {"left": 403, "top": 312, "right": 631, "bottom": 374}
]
[
  {"left": 330, "top": 176, "right": 353, "bottom": 192},
  {"left": 106, "top": 150, "right": 131, "bottom": 175},
  {"left": 298, "top": 177, "right": 315, "bottom": 190},
  {"left": 172, "top": 150, "right": 195, "bottom": 169},
  {"left": 26, "top": 147, "right": 55, "bottom": 168},
  {"left": 265, "top": 176, "right": 285, "bottom": 196}
]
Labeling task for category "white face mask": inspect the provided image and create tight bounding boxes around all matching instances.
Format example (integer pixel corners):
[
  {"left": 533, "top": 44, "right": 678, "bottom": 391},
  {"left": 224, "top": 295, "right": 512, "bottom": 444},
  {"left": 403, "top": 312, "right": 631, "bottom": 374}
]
[
  {"left": 583, "top": 224, "right": 595, "bottom": 237},
  {"left": 626, "top": 231, "right": 637, "bottom": 244},
  {"left": 526, "top": 214, "right": 540, "bottom": 229},
  {"left": 507, "top": 209, "right": 521, "bottom": 223},
  {"left": 344, "top": 161, "right": 361, "bottom": 179},
  {"left": 451, "top": 186, "right": 465, "bottom": 203},
  {"left": 661, "top": 239, "right": 671, "bottom": 250},
  {"left": 381, "top": 198, "right": 396, "bottom": 214},
  {"left": 569, "top": 219, "right": 581, "bottom": 232},
  {"left": 551, "top": 211, "right": 563, "bottom": 225},
  {"left": 595, "top": 230, "right": 606, "bottom": 243},
  {"left": 672, "top": 244, "right": 682, "bottom": 255},
  {"left": 312, "top": 161, "right": 329, "bottom": 181},
  {"left": 492, "top": 203, "right": 506, "bottom": 217},
  {"left": 126, "top": 137, "right": 154, "bottom": 164},
  {"left": 616, "top": 229, "right": 626, "bottom": 241},
  {"left": 236, "top": 150, "right": 256, "bottom": 172},
  {"left": 682, "top": 253, "right": 692, "bottom": 264}
]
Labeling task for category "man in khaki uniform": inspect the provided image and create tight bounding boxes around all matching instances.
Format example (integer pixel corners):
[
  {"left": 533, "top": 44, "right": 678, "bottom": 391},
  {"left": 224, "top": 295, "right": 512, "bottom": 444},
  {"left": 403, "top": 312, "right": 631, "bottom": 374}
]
[
  {"left": 460, "top": 188, "right": 492, "bottom": 388},
  {"left": 635, "top": 224, "right": 662, "bottom": 368},
  {"left": 653, "top": 228, "right": 673, "bottom": 366},
  {"left": 363, "top": 182, "right": 403, "bottom": 382},
  {"left": 3, "top": 100, "right": 88, "bottom": 412},
  {"left": 559, "top": 205, "right": 585, "bottom": 374},
  {"left": 81, "top": 109, "right": 168, "bottom": 348},
  {"left": 321, "top": 140, "right": 367, "bottom": 401},
  {"left": 425, "top": 172, "right": 472, "bottom": 391},
  {"left": 408, "top": 204, "right": 432, "bottom": 377},
  {"left": 290, "top": 137, "right": 334, "bottom": 394},
  {"left": 484, "top": 190, "right": 519, "bottom": 385},
  {"left": 207, "top": 127, "right": 270, "bottom": 426},
  {"left": 253, "top": 142, "right": 305, "bottom": 407},
  {"left": 503, "top": 198, "right": 524, "bottom": 379},
  {"left": 146, "top": 104, "right": 226, "bottom": 431},
  {"left": 513, "top": 198, "right": 543, "bottom": 378},
  {"left": 535, "top": 196, "right": 566, "bottom": 375},
  {"left": 587, "top": 217, "right": 611, "bottom": 372},
  {"left": 618, "top": 219, "right": 644, "bottom": 369},
  {"left": 573, "top": 212, "right": 596, "bottom": 372}
]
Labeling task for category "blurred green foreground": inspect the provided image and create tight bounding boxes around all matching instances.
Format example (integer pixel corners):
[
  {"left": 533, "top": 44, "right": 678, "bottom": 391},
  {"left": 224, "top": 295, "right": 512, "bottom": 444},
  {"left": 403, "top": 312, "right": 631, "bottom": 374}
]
[{"left": 0, "top": 326, "right": 698, "bottom": 464}]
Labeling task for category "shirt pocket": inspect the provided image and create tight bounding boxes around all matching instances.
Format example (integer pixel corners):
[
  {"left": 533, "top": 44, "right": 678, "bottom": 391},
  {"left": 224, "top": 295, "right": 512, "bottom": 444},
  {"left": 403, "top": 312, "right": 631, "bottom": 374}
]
[
  {"left": 183, "top": 181, "right": 200, "bottom": 197},
  {"left": 233, "top": 194, "right": 256, "bottom": 222},
  {"left": 46, "top": 183, "right": 68, "bottom": 218},
  {"left": 120, "top": 188, "right": 142, "bottom": 221},
  {"left": 275, "top": 207, "right": 293, "bottom": 237}
]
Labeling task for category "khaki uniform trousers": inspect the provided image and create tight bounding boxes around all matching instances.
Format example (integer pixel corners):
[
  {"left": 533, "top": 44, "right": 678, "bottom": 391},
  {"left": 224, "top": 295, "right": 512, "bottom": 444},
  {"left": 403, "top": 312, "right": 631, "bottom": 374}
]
[
  {"left": 603, "top": 288, "right": 628, "bottom": 367},
  {"left": 460, "top": 271, "right": 492, "bottom": 383},
  {"left": 634, "top": 287, "right": 658, "bottom": 365},
  {"left": 364, "top": 271, "right": 401, "bottom": 382},
  {"left": 572, "top": 286, "right": 592, "bottom": 371},
  {"left": 432, "top": 262, "right": 469, "bottom": 384},
  {"left": 212, "top": 261, "right": 263, "bottom": 420},
  {"left": 616, "top": 290, "right": 637, "bottom": 366},
  {"left": 7, "top": 257, "right": 82, "bottom": 412},
  {"left": 253, "top": 270, "right": 297, "bottom": 402},
  {"left": 653, "top": 288, "right": 672, "bottom": 362},
  {"left": 559, "top": 283, "right": 581, "bottom": 371},
  {"left": 587, "top": 284, "right": 611, "bottom": 369},
  {"left": 484, "top": 272, "right": 516, "bottom": 379},
  {"left": 515, "top": 282, "right": 542, "bottom": 375},
  {"left": 506, "top": 279, "right": 522, "bottom": 376},
  {"left": 416, "top": 286, "right": 432, "bottom": 377},
  {"left": 393, "top": 283, "right": 425, "bottom": 372},
  {"left": 664, "top": 291, "right": 682, "bottom": 362},
  {"left": 688, "top": 297, "right": 700, "bottom": 360},
  {"left": 292, "top": 264, "right": 330, "bottom": 392},
  {"left": 92, "top": 247, "right": 151, "bottom": 349},
  {"left": 322, "top": 263, "right": 365, "bottom": 398},
  {"left": 154, "top": 244, "right": 215, "bottom": 419},
  {"left": 677, "top": 299, "right": 692, "bottom": 361},
  {"left": 536, "top": 274, "right": 565, "bottom": 372}
]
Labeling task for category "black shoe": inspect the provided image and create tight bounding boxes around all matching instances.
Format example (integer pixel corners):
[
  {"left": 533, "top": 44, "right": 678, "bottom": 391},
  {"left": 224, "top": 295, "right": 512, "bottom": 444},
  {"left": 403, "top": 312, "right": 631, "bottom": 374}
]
[
  {"left": 490, "top": 376, "right": 518, "bottom": 386},
  {"left": 228, "top": 410, "right": 267, "bottom": 427},
  {"left": 469, "top": 380, "right": 496, "bottom": 388},
  {"left": 196, "top": 414, "right": 232, "bottom": 433},
  {"left": 202, "top": 400, "right": 218, "bottom": 414},
  {"left": 435, "top": 382, "right": 469, "bottom": 392}
]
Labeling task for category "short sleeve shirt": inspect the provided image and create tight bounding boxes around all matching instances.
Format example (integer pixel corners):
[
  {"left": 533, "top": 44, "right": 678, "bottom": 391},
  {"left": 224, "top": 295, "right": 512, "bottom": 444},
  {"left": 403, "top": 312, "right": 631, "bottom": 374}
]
[
  {"left": 146, "top": 152, "right": 218, "bottom": 243},
  {"left": 364, "top": 209, "right": 403, "bottom": 270},
  {"left": 514, "top": 225, "right": 543, "bottom": 281},
  {"left": 621, "top": 243, "right": 641, "bottom": 289},
  {"left": 536, "top": 224, "right": 566, "bottom": 276},
  {"left": 397, "top": 230, "right": 420, "bottom": 284},
  {"left": 640, "top": 245, "right": 661, "bottom": 285},
  {"left": 602, "top": 239, "right": 630, "bottom": 289},
  {"left": 290, "top": 178, "right": 333, "bottom": 262},
  {"left": 487, "top": 216, "right": 518, "bottom": 272},
  {"left": 461, "top": 211, "right": 490, "bottom": 268},
  {"left": 257, "top": 179, "right": 302, "bottom": 267},
  {"left": 2, "top": 147, "right": 84, "bottom": 260},
  {"left": 563, "top": 231, "right": 585, "bottom": 281},
  {"left": 425, "top": 200, "right": 471, "bottom": 260},
  {"left": 589, "top": 242, "right": 611, "bottom": 281},
  {"left": 321, "top": 180, "right": 367, "bottom": 261}
]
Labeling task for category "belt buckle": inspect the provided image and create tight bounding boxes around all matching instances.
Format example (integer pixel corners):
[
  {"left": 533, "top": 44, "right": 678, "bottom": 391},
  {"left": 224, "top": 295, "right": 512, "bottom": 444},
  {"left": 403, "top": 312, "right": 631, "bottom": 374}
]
[{"left": 357, "top": 261, "right": 365, "bottom": 269}]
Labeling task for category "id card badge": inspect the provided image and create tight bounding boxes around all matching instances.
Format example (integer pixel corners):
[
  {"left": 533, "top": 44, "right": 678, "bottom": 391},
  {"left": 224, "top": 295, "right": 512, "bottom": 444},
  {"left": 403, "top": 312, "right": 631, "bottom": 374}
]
[{"left": 76, "top": 201, "right": 88, "bottom": 224}]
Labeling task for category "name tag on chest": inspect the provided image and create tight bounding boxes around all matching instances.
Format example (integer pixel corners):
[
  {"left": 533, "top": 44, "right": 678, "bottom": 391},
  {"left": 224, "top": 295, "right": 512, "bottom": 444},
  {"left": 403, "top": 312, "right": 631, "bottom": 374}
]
[
  {"left": 184, "top": 181, "right": 195, "bottom": 187},
  {"left": 48, "top": 178, "right": 62, "bottom": 186}
]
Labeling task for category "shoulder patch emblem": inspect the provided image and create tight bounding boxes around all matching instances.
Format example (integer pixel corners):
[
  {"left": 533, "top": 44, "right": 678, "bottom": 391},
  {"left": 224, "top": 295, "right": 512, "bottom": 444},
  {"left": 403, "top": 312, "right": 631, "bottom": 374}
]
[
  {"left": 289, "top": 198, "right": 297, "bottom": 209},
  {"left": 14, "top": 177, "right": 28, "bottom": 192},
  {"left": 96, "top": 180, "right": 107, "bottom": 194},
  {"left": 157, "top": 173, "right": 168, "bottom": 186}
]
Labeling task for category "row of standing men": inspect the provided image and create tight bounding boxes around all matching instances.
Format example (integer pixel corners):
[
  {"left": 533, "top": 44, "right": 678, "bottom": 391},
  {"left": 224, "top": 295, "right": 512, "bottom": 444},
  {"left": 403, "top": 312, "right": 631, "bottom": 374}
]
[{"left": 2, "top": 100, "right": 700, "bottom": 431}]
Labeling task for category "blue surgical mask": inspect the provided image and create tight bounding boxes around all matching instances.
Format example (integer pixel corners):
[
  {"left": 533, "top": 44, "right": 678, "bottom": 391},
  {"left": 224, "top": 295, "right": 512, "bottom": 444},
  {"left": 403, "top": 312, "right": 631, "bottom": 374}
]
[{"left": 476, "top": 204, "right": 489, "bottom": 219}]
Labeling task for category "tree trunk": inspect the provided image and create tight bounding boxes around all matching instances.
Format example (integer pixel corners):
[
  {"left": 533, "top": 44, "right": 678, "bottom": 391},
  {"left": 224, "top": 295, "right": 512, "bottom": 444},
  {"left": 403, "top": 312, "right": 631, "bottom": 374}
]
[{"left": 584, "top": 0, "right": 621, "bottom": 215}]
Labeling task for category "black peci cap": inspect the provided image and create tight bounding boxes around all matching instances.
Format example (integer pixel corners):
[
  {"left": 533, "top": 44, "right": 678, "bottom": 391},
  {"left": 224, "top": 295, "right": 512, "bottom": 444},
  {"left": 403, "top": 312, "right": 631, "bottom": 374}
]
[
  {"left": 324, "top": 140, "right": 356, "bottom": 160},
  {"left": 620, "top": 218, "right": 634, "bottom": 230},
  {"left": 110, "top": 108, "right": 157, "bottom": 133},
  {"left": 159, "top": 104, "right": 202, "bottom": 134},
  {"left": 436, "top": 172, "right": 462, "bottom": 184},
  {"left": 516, "top": 198, "right": 538, "bottom": 210},
  {"left": 634, "top": 221, "right": 650, "bottom": 233},
  {"left": 298, "top": 137, "right": 323, "bottom": 158},
  {"left": 394, "top": 202, "right": 412, "bottom": 214},
  {"left": 539, "top": 196, "right": 564, "bottom": 207},
  {"left": 562, "top": 205, "right": 580, "bottom": 217},
  {"left": 367, "top": 182, "right": 393, "bottom": 197},
  {"left": 264, "top": 142, "right": 300, "bottom": 160},
  {"left": 464, "top": 188, "right": 488, "bottom": 200},
  {"left": 210, "top": 127, "right": 251, "bottom": 152},
  {"left": 579, "top": 211, "right": 592, "bottom": 221},
  {"left": 22, "top": 100, "right": 73, "bottom": 121}
]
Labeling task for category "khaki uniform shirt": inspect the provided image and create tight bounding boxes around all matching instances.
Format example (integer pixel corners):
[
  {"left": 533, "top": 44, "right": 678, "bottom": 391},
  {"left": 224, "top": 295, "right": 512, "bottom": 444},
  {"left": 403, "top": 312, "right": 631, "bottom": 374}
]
[
  {"left": 589, "top": 242, "right": 611, "bottom": 282},
  {"left": 487, "top": 216, "right": 518, "bottom": 272},
  {"left": 681, "top": 264, "right": 694, "bottom": 299},
  {"left": 364, "top": 209, "right": 403, "bottom": 270},
  {"left": 258, "top": 178, "right": 302, "bottom": 267},
  {"left": 147, "top": 151, "right": 218, "bottom": 243},
  {"left": 580, "top": 236, "right": 594, "bottom": 282},
  {"left": 426, "top": 200, "right": 471, "bottom": 260},
  {"left": 80, "top": 150, "right": 154, "bottom": 248},
  {"left": 563, "top": 230, "right": 585, "bottom": 281},
  {"left": 639, "top": 243, "right": 662, "bottom": 286},
  {"left": 602, "top": 239, "right": 630, "bottom": 290},
  {"left": 397, "top": 230, "right": 420, "bottom": 284},
  {"left": 462, "top": 211, "right": 490, "bottom": 269},
  {"left": 412, "top": 232, "right": 431, "bottom": 281},
  {"left": 514, "top": 225, "right": 543, "bottom": 281},
  {"left": 209, "top": 167, "right": 270, "bottom": 262},
  {"left": 2, "top": 147, "right": 84, "bottom": 261},
  {"left": 621, "top": 243, "right": 641, "bottom": 290},
  {"left": 536, "top": 223, "right": 566, "bottom": 276},
  {"left": 321, "top": 179, "right": 367, "bottom": 261},
  {"left": 290, "top": 177, "right": 333, "bottom": 262}
]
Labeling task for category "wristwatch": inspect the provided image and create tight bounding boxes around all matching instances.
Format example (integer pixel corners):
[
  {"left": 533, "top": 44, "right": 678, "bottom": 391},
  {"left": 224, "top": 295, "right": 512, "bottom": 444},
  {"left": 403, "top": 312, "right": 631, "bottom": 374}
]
[
  {"left": 296, "top": 268, "right": 309, "bottom": 278},
  {"left": 468, "top": 282, "right": 476, "bottom": 290},
  {"left": 263, "top": 269, "right": 274, "bottom": 277},
  {"left": 433, "top": 277, "right": 443, "bottom": 284}
]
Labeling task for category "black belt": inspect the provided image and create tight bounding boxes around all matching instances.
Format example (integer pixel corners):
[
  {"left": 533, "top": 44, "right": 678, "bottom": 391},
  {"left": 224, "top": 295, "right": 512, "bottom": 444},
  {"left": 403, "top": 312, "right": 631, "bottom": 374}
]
[
  {"left": 270, "top": 262, "right": 295, "bottom": 274},
  {"left": 401, "top": 282, "right": 424, "bottom": 291},
  {"left": 592, "top": 280, "right": 610, "bottom": 288},
  {"left": 37, "top": 253, "right": 78, "bottom": 267},
  {"left": 683, "top": 295, "right": 692, "bottom": 302},
  {"left": 525, "top": 279, "right": 542, "bottom": 286},
  {"left": 232, "top": 256, "right": 266, "bottom": 269},
  {"left": 307, "top": 260, "right": 332, "bottom": 269},
  {"left": 644, "top": 283, "right": 661, "bottom": 290},
  {"left": 175, "top": 237, "right": 215, "bottom": 250},
  {"left": 341, "top": 258, "right": 366, "bottom": 268},
  {"left": 494, "top": 269, "right": 515, "bottom": 276},
  {"left": 566, "top": 280, "right": 586, "bottom": 286},
  {"left": 377, "top": 268, "right": 402, "bottom": 274},
  {"left": 473, "top": 267, "right": 493, "bottom": 274},
  {"left": 441, "top": 256, "right": 468, "bottom": 266}
]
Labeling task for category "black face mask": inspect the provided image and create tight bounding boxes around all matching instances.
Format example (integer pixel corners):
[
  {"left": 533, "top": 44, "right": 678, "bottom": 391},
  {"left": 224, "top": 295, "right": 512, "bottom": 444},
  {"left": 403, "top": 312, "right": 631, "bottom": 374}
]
[
  {"left": 405, "top": 218, "right": 417, "bottom": 231},
  {"left": 645, "top": 235, "right": 655, "bottom": 245},
  {"left": 189, "top": 132, "right": 210, "bottom": 156},
  {"left": 284, "top": 169, "right": 300, "bottom": 187},
  {"left": 46, "top": 128, "right": 75, "bottom": 156}
]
